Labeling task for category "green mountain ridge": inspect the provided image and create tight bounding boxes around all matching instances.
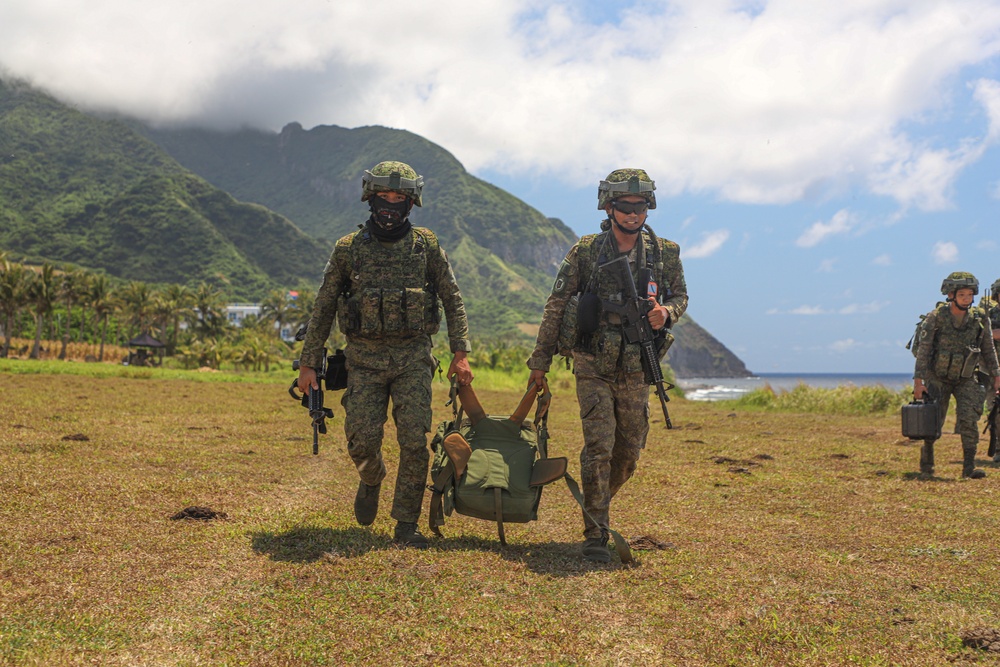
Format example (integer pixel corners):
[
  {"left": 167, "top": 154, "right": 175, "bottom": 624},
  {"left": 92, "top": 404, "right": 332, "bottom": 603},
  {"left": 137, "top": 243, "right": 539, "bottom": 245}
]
[
  {"left": 0, "top": 79, "right": 330, "bottom": 299},
  {"left": 0, "top": 78, "right": 751, "bottom": 376},
  {"left": 136, "top": 121, "right": 585, "bottom": 335}
]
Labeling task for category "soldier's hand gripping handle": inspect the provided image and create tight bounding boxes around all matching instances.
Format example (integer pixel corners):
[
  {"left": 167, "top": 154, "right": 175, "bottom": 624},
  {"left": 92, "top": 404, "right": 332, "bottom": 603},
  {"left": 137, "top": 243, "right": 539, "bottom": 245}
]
[{"left": 297, "top": 365, "right": 319, "bottom": 395}]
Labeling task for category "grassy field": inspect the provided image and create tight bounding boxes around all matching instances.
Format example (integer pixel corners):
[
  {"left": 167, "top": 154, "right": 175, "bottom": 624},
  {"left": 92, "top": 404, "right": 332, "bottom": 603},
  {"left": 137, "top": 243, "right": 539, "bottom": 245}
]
[{"left": 2, "top": 365, "right": 1000, "bottom": 666}]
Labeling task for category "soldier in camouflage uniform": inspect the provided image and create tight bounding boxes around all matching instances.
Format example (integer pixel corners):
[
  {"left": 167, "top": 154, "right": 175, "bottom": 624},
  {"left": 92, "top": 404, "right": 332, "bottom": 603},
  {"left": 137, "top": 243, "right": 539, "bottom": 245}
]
[
  {"left": 297, "top": 161, "right": 473, "bottom": 547},
  {"left": 983, "top": 279, "right": 1000, "bottom": 461},
  {"left": 913, "top": 272, "right": 1000, "bottom": 479},
  {"left": 526, "top": 169, "right": 687, "bottom": 562}
]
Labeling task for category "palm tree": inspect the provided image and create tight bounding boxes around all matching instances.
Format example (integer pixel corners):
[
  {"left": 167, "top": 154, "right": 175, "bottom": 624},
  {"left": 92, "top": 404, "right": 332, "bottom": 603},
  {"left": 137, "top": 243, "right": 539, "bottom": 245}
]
[
  {"left": 0, "top": 259, "right": 33, "bottom": 358},
  {"left": 151, "top": 289, "right": 172, "bottom": 342},
  {"left": 160, "top": 283, "right": 194, "bottom": 354},
  {"left": 192, "top": 282, "right": 231, "bottom": 339},
  {"left": 28, "top": 263, "right": 58, "bottom": 359},
  {"left": 118, "top": 281, "right": 153, "bottom": 339},
  {"left": 57, "top": 268, "right": 84, "bottom": 360},
  {"left": 89, "top": 274, "right": 114, "bottom": 362},
  {"left": 287, "top": 287, "right": 315, "bottom": 334},
  {"left": 260, "top": 288, "right": 291, "bottom": 339},
  {"left": 74, "top": 271, "right": 93, "bottom": 343}
]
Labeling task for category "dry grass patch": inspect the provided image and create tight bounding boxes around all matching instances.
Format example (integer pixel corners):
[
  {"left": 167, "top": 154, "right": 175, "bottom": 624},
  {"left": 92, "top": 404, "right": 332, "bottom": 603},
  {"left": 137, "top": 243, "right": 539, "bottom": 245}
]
[{"left": 3, "top": 373, "right": 1000, "bottom": 665}]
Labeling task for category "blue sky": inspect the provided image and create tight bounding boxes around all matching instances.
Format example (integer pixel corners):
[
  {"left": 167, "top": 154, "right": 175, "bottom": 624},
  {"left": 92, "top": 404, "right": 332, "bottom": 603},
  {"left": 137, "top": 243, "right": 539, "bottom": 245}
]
[{"left": 1, "top": 0, "right": 998, "bottom": 373}]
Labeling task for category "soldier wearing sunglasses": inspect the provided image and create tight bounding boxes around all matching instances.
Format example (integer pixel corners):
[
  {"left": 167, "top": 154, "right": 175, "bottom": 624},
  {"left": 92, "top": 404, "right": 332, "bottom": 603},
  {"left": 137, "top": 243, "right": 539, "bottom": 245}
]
[{"left": 526, "top": 168, "right": 688, "bottom": 562}]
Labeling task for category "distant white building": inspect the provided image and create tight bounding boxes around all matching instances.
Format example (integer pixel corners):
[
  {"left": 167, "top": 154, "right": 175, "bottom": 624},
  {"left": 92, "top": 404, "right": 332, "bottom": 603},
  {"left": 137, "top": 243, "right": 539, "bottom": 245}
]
[{"left": 225, "top": 300, "right": 296, "bottom": 341}]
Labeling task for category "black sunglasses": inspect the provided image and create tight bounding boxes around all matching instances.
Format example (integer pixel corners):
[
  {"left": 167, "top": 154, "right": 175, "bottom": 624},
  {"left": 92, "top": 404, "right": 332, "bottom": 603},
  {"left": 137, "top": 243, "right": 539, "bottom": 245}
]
[{"left": 612, "top": 200, "right": 648, "bottom": 215}]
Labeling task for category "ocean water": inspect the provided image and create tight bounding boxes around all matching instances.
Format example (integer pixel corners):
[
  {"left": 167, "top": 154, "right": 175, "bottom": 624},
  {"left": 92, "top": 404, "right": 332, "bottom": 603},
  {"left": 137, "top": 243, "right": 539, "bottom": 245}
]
[{"left": 677, "top": 373, "right": 913, "bottom": 402}]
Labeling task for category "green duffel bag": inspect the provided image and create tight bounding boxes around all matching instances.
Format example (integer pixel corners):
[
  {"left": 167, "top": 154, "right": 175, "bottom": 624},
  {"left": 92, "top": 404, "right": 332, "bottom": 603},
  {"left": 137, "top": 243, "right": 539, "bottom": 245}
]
[{"left": 428, "top": 379, "right": 633, "bottom": 563}]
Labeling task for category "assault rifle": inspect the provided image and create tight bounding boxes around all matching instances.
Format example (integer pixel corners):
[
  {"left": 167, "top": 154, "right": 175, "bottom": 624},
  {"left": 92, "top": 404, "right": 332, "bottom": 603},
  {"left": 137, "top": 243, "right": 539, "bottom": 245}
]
[
  {"left": 599, "top": 255, "right": 674, "bottom": 429},
  {"left": 288, "top": 325, "right": 347, "bottom": 455},
  {"left": 986, "top": 394, "right": 1000, "bottom": 458}
]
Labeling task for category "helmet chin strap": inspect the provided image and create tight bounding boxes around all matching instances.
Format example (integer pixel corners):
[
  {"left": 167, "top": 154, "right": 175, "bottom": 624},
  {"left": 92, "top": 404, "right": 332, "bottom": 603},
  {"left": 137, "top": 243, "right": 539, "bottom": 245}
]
[
  {"left": 610, "top": 211, "right": 643, "bottom": 236},
  {"left": 949, "top": 294, "right": 972, "bottom": 311}
]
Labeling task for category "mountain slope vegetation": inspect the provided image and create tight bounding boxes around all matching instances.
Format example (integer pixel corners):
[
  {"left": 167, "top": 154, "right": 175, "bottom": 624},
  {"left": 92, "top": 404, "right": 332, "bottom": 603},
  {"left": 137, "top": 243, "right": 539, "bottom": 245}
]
[
  {"left": 0, "top": 78, "right": 750, "bottom": 375},
  {"left": 0, "top": 80, "right": 330, "bottom": 299}
]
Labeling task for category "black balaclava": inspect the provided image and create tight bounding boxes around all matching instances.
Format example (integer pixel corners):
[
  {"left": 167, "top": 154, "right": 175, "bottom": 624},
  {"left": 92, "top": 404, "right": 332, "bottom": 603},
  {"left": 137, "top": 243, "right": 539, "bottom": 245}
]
[{"left": 368, "top": 196, "right": 413, "bottom": 241}]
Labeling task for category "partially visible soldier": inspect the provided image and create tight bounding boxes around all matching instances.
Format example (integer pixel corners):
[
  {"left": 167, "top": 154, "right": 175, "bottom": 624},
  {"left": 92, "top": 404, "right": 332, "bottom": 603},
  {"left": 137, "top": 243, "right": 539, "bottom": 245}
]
[
  {"left": 913, "top": 272, "right": 1000, "bottom": 479},
  {"left": 297, "top": 160, "right": 473, "bottom": 547},
  {"left": 526, "top": 168, "right": 687, "bottom": 562},
  {"left": 982, "top": 278, "right": 1000, "bottom": 461}
]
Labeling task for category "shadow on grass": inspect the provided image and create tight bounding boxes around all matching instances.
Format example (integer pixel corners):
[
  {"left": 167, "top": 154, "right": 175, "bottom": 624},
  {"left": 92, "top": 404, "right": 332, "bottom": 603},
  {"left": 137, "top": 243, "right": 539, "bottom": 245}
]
[
  {"left": 250, "top": 526, "right": 390, "bottom": 563},
  {"left": 900, "top": 472, "right": 957, "bottom": 483},
  {"left": 250, "top": 525, "right": 641, "bottom": 574},
  {"left": 430, "top": 533, "right": 641, "bottom": 576}
]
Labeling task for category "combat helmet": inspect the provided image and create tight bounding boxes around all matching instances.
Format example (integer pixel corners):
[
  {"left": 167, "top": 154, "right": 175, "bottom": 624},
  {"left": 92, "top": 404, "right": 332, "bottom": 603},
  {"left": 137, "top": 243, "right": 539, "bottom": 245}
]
[
  {"left": 597, "top": 168, "right": 656, "bottom": 210},
  {"left": 991, "top": 278, "right": 1000, "bottom": 298},
  {"left": 362, "top": 161, "right": 424, "bottom": 207},
  {"left": 940, "top": 271, "right": 979, "bottom": 296}
]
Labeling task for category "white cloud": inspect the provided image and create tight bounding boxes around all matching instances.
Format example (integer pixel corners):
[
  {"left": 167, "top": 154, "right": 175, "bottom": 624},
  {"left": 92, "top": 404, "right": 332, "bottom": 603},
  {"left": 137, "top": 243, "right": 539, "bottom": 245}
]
[
  {"left": 932, "top": 241, "right": 959, "bottom": 264},
  {"left": 838, "top": 301, "right": 890, "bottom": 315},
  {"left": 872, "top": 254, "right": 892, "bottom": 266},
  {"left": 0, "top": 1, "right": 998, "bottom": 208},
  {"left": 769, "top": 300, "right": 889, "bottom": 316},
  {"left": 796, "top": 209, "right": 856, "bottom": 248},
  {"left": 830, "top": 339, "right": 859, "bottom": 353},
  {"left": 684, "top": 230, "right": 730, "bottom": 259},
  {"left": 818, "top": 258, "right": 837, "bottom": 273},
  {"left": 789, "top": 305, "right": 828, "bottom": 315}
]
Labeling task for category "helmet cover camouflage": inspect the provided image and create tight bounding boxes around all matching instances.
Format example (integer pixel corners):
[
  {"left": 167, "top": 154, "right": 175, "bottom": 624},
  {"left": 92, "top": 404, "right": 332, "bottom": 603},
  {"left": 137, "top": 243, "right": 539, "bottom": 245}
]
[
  {"left": 940, "top": 271, "right": 979, "bottom": 296},
  {"left": 362, "top": 161, "right": 424, "bottom": 207},
  {"left": 991, "top": 278, "right": 1000, "bottom": 297},
  {"left": 598, "top": 168, "right": 656, "bottom": 210}
]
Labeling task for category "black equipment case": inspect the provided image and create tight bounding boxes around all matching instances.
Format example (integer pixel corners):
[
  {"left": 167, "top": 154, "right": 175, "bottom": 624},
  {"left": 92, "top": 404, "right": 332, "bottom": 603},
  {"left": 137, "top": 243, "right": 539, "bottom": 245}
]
[{"left": 901, "top": 397, "right": 941, "bottom": 440}]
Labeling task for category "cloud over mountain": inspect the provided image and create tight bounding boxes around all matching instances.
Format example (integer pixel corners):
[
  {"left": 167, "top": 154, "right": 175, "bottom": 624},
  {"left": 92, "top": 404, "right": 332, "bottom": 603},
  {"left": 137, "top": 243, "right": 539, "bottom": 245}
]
[{"left": 1, "top": 0, "right": 998, "bottom": 211}]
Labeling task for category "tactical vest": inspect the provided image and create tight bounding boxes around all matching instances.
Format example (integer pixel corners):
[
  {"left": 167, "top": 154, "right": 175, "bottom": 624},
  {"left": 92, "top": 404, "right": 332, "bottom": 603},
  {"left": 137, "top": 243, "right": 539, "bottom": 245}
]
[
  {"left": 928, "top": 304, "right": 986, "bottom": 383},
  {"left": 336, "top": 227, "right": 442, "bottom": 338},
  {"left": 563, "top": 228, "right": 669, "bottom": 376}
]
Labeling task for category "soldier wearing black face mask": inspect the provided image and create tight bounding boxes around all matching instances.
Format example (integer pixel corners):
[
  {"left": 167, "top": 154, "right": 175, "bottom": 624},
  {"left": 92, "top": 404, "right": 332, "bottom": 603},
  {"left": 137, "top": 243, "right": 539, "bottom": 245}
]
[
  {"left": 368, "top": 193, "right": 413, "bottom": 241},
  {"left": 297, "top": 160, "right": 473, "bottom": 547}
]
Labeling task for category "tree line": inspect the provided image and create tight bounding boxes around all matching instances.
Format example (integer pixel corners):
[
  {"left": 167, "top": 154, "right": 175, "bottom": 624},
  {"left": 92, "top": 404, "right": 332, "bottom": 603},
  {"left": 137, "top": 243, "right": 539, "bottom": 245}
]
[
  {"left": 0, "top": 251, "right": 557, "bottom": 375},
  {"left": 0, "top": 251, "right": 317, "bottom": 370}
]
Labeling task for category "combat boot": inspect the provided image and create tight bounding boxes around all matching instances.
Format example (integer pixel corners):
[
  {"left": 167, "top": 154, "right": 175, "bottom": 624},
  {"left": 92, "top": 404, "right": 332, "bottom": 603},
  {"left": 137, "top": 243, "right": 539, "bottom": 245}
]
[
  {"left": 354, "top": 482, "right": 381, "bottom": 526},
  {"left": 919, "top": 442, "right": 935, "bottom": 476},
  {"left": 962, "top": 449, "right": 986, "bottom": 479},
  {"left": 393, "top": 521, "right": 429, "bottom": 548},
  {"left": 582, "top": 533, "right": 611, "bottom": 563}
]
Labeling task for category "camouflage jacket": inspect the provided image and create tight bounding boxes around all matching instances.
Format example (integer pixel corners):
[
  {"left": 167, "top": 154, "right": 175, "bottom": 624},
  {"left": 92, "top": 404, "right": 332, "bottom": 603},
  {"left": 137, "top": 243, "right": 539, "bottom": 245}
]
[
  {"left": 914, "top": 304, "right": 1000, "bottom": 383},
  {"left": 984, "top": 297, "right": 1000, "bottom": 357},
  {"left": 299, "top": 225, "right": 471, "bottom": 369},
  {"left": 528, "top": 225, "right": 688, "bottom": 376}
]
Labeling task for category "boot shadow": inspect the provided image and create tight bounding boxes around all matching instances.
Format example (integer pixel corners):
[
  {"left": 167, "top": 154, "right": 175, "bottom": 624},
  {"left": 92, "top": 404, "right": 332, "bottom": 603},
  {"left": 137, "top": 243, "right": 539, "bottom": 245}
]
[
  {"left": 901, "top": 471, "right": 954, "bottom": 482},
  {"left": 250, "top": 525, "right": 389, "bottom": 563}
]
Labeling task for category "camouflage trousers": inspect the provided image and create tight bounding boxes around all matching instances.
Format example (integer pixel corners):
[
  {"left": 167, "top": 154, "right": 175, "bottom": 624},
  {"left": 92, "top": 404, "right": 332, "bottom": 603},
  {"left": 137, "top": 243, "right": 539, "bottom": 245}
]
[
  {"left": 986, "top": 387, "right": 1000, "bottom": 456},
  {"left": 921, "top": 377, "right": 987, "bottom": 471},
  {"left": 341, "top": 350, "right": 434, "bottom": 523},
  {"left": 575, "top": 361, "right": 650, "bottom": 539}
]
